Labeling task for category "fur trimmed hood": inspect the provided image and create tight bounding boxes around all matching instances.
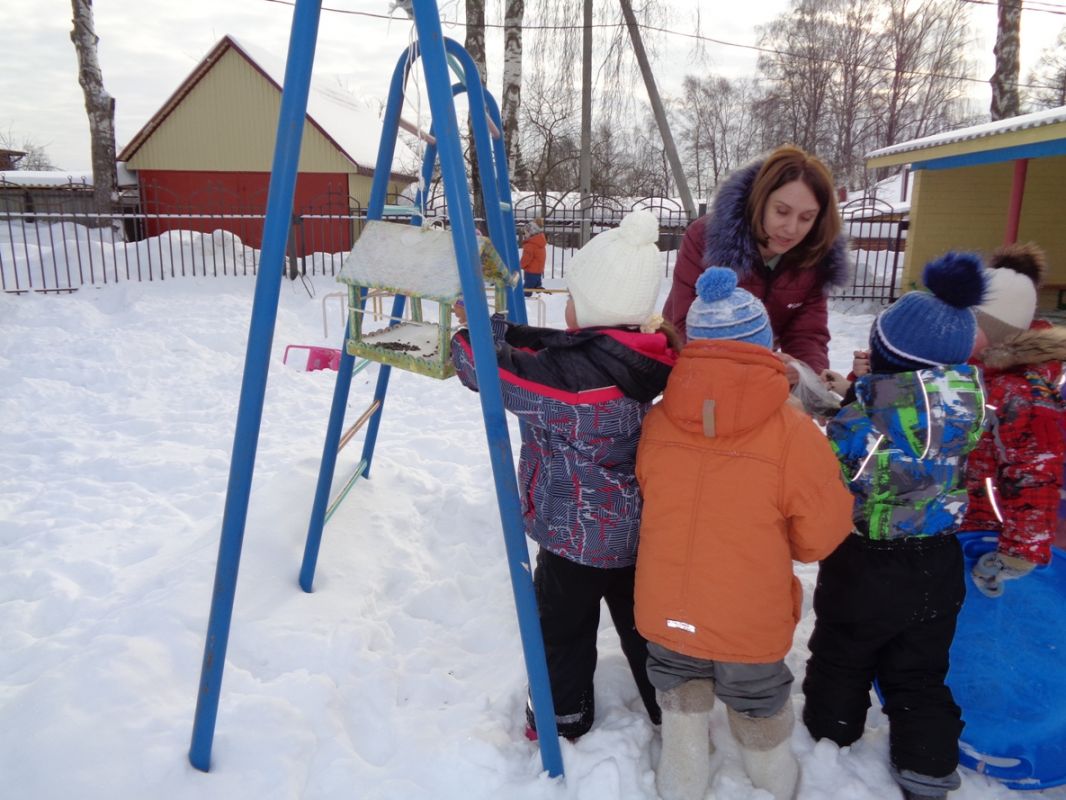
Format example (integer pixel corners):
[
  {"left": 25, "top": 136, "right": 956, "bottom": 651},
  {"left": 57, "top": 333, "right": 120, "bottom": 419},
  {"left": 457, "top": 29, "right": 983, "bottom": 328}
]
[
  {"left": 705, "top": 160, "right": 850, "bottom": 289},
  {"left": 981, "top": 322, "right": 1066, "bottom": 371}
]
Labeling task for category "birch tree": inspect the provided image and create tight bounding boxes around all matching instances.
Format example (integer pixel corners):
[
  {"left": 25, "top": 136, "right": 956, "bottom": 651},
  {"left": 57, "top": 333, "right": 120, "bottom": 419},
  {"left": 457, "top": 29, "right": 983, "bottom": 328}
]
[
  {"left": 990, "top": 0, "right": 1021, "bottom": 120},
  {"left": 70, "top": 0, "right": 119, "bottom": 232},
  {"left": 501, "top": 0, "right": 524, "bottom": 179},
  {"left": 465, "top": 0, "right": 487, "bottom": 222}
]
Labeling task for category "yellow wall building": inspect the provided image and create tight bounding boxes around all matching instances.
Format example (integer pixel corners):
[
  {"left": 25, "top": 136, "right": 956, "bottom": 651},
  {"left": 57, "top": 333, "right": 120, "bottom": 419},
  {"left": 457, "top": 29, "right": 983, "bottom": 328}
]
[
  {"left": 118, "top": 35, "right": 415, "bottom": 254},
  {"left": 867, "top": 108, "right": 1066, "bottom": 311}
]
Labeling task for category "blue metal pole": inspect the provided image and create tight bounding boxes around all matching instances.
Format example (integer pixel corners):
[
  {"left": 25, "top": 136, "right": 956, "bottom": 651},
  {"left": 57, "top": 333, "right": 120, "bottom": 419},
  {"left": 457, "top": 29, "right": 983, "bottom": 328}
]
[
  {"left": 189, "top": 0, "right": 323, "bottom": 772},
  {"left": 411, "top": 3, "right": 563, "bottom": 778},
  {"left": 299, "top": 318, "right": 357, "bottom": 592},
  {"left": 356, "top": 48, "right": 415, "bottom": 481},
  {"left": 300, "top": 48, "right": 415, "bottom": 590},
  {"left": 441, "top": 49, "right": 524, "bottom": 324},
  {"left": 482, "top": 91, "right": 527, "bottom": 324}
]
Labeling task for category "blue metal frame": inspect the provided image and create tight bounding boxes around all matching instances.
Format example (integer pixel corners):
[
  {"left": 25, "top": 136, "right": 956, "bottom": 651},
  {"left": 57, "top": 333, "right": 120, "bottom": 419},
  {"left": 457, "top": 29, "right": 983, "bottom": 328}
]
[
  {"left": 913, "top": 137, "right": 1066, "bottom": 171},
  {"left": 184, "top": 0, "right": 565, "bottom": 779},
  {"left": 188, "top": 0, "right": 323, "bottom": 772}
]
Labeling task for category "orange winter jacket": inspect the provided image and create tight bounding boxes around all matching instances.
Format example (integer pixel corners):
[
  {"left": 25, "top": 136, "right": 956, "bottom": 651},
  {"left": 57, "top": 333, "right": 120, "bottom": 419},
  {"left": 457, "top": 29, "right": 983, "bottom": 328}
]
[
  {"left": 520, "top": 232, "right": 547, "bottom": 274},
  {"left": 634, "top": 339, "right": 853, "bottom": 663}
]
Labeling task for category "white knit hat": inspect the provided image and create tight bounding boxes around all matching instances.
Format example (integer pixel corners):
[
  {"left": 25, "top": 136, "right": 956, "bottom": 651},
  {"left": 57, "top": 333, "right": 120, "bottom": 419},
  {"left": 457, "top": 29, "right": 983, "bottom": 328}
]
[
  {"left": 976, "top": 267, "right": 1037, "bottom": 344},
  {"left": 565, "top": 210, "right": 663, "bottom": 328}
]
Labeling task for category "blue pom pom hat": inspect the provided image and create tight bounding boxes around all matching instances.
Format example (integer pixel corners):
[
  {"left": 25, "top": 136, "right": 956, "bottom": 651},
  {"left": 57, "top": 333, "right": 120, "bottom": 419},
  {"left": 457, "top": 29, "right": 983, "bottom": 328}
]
[
  {"left": 685, "top": 266, "right": 773, "bottom": 347},
  {"left": 869, "top": 252, "right": 988, "bottom": 373}
]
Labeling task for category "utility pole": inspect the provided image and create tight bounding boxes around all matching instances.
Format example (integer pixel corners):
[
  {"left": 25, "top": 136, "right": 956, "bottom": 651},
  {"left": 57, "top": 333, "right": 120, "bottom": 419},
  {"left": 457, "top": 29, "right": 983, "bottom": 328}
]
[
  {"left": 618, "top": 0, "right": 696, "bottom": 221},
  {"left": 579, "top": 0, "right": 593, "bottom": 245}
]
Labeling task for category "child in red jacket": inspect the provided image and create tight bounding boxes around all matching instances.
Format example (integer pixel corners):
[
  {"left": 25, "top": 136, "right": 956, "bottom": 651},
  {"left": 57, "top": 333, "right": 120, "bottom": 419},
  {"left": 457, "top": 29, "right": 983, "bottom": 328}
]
[{"left": 961, "top": 243, "right": 1066, "bottom": 596}]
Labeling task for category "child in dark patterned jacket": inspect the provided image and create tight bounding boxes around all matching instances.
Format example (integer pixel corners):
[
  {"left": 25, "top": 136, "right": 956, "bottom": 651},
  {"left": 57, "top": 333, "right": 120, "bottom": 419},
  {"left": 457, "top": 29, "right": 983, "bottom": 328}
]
[
  {"left": 960, "top": 243, "right": 1066, "bottom": 596},
  {"left": 803, "top": 253, "right": 989, "bottom": 800},
  {"left": 451, "top": 210, "right": 680, "bottom": 739}
]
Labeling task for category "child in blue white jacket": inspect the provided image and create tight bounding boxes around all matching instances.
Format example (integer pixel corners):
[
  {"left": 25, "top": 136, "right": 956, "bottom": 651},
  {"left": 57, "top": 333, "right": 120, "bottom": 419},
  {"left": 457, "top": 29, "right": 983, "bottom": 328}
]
[
  {"left": 451, "top": 210, "right": 680, "bottom": 739},
  {"left": 803, "top": 253, "right": 989, "bottom": 800}
]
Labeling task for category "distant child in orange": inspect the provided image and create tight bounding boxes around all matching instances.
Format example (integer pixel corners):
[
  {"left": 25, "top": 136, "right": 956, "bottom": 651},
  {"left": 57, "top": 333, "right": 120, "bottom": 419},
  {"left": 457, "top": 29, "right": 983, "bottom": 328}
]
[{"left": 519, "top": 217, "right": 547, "bottom": 294}]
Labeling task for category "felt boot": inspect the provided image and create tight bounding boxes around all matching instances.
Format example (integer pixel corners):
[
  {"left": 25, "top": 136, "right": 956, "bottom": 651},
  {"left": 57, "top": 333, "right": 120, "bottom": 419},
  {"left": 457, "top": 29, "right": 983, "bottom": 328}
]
[
  {"left": 728, "top": 701, "right": 799, "bottom": 800},
  {"left": 656, "top": 679, "right": 716, "bottom": 800}
]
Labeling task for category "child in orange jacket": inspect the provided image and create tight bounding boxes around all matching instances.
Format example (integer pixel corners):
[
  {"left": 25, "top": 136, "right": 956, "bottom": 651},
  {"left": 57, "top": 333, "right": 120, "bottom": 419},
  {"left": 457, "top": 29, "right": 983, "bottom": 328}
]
[
  {"left": 519, "top": 217, "right": 547, "bottom": 294},
  {"left": 635, "top": 266, "right": 854, "bottom": 800}
]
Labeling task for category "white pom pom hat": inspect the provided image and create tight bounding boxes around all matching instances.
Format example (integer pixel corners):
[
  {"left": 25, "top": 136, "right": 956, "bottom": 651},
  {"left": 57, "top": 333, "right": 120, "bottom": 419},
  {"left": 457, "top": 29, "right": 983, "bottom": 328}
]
[
  {"left": 976, "top": 267, "right": 1038, "bottom": 344},
  {"left": 565, "top": 209, "right": 663, "bottom": 328}
]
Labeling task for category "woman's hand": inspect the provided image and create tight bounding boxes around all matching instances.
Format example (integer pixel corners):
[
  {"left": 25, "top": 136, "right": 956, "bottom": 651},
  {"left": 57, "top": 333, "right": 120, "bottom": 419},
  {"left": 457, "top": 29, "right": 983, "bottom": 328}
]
[{"left": 774, "top": 351, "right": 800, "bottom": 388}]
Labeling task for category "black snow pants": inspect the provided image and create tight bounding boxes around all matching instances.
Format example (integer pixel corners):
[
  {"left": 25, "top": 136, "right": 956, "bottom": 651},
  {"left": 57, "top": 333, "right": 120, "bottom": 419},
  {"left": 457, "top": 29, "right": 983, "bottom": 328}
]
[
  {"left": 528, "top": 547, "right": 661, "bottom": 737},
  {"left": 802, "top": 532, "right": 965, "bottom": 780}
]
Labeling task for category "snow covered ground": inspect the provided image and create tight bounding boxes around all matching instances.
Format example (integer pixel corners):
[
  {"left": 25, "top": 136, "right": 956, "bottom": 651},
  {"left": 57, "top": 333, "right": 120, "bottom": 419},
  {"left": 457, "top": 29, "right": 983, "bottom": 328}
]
[{"left": 1, "top": 258, "right": 1061, "bottom": 799}]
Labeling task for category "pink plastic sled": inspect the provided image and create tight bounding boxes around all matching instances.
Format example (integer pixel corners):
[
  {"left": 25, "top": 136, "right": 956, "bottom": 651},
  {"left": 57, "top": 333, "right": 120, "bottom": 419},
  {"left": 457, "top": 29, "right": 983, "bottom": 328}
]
[{"left": 283, "top": 344, "right": 341, "bottom": 372}]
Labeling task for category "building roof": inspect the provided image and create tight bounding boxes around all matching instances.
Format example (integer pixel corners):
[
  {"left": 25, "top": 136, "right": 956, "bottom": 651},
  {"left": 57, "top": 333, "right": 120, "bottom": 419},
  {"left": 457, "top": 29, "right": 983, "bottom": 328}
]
[
  {"left": 866, "top": 106, "right": 1066, "bottom": 170},
  {"left": 118, "top": 35, "right": 414, "bottom": 179},
  {"left": 0, "top": 164, "right": 138, "bottom": 189}
]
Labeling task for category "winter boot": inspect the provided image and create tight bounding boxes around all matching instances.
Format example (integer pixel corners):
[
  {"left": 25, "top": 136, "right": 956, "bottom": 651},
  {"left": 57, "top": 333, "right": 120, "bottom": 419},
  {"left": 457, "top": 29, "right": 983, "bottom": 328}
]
[
  {"left": 655, "top": 679, "right": 716, "bottom": 800},
  {"left": 524, "top": 688, "right": 594, "bottom": 741},
  {"left": 901, "top": 791, "right": 947, "bottom": 800},
  {"left": 728, "top": 701, "right": 800, "bottom": 800}
]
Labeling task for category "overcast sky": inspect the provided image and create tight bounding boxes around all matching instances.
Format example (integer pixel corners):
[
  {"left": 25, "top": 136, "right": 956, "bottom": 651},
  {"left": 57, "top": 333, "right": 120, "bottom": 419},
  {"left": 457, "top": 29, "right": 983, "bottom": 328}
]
[{"left": 4, "top": 0, "right": 1063, "bottom": 172}]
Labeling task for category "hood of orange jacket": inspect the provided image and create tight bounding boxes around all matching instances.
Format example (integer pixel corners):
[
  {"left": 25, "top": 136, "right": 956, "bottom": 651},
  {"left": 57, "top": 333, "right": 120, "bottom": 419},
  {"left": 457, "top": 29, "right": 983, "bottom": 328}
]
[
  {"left": 659, "top": 339, "right": 791, "bottom": 437},
  {"left": 635, "top": 339, "right": 853, "bottom": 663}
]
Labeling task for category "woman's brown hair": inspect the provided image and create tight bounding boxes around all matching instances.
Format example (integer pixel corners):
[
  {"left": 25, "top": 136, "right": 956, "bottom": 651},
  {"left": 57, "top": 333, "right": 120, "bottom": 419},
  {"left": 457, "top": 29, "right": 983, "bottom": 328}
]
[{"left": 746, "top": 145, "right": 841, "bottom": 271}]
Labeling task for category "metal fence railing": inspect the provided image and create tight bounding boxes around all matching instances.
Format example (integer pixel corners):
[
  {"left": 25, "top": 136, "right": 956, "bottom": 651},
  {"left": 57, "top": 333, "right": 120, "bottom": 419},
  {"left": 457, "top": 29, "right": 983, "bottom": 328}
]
[{"left": 1, "top": 196, "right": 906, "bottom": 303}]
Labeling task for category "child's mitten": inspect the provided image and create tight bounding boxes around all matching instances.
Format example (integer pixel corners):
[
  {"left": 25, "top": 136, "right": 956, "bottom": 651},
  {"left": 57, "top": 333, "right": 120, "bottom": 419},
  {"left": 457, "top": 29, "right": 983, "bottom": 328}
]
[{"left": 971, "top": 551, "right": 1037, "bottom": 598}]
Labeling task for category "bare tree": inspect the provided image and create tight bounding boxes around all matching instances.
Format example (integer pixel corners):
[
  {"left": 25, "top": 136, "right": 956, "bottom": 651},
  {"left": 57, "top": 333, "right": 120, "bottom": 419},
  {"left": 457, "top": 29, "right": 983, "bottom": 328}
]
[
  {"left": 1025, "top": 25, "right": 1066, "bottom": 110},
  {"left": 756, "top": 0, "right": 836, "bottom": 155},
  {"left": 875, "top": 0, "right": 973, "bottom": 146},
  {"left": 518, "top": 77, "right": 580, "bottom": 210},
  {"left": 823, "top": 0, "right": 881, "bottom": 187},
  {"left": 675, "top": 75, "right": 763, "bottom": 197},
  {"left": 70, "top": 0, "right": 119, "bottom": 232},
  {"left": 465, "top": 0, "right": 487, "bottom": 222},
  {"left": 990, "top": 0, "right": 1022, "bottom": 120},
  {"left": 0, "top": 130, "right": 58, "bottom": 171},
  {"left": 501, "top": 0, "right": 525, "bottom": 180},
  {"left": 589, "top": 121, "right": 626, "bottom": 196}
]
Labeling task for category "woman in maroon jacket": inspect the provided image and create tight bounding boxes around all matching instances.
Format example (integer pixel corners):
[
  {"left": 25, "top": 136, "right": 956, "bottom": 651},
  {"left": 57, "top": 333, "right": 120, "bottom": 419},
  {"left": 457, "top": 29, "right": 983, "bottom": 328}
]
[{"left": 663, "top": 145, "right": 850, "bottom": 375}]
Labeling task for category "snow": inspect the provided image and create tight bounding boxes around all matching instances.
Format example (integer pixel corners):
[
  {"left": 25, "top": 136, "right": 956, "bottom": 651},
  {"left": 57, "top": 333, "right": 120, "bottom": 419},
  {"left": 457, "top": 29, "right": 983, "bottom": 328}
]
[
  {"left": 866, "top": 104, "right": 1066, "bottom": 162},
  {"left": 1, "top": 246, "right": 1062, "bottom": 800},
  {"left": 0, "top": 163, "right": 137, "bottom": 188},
  {"left": 337, "top": 221, "right": 464, "bottom": 300}
]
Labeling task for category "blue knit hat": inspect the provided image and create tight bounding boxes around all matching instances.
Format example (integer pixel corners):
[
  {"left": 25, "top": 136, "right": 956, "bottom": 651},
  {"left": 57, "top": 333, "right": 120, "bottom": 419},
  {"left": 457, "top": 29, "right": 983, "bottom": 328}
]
[
  {"left": 869, "top": 252, "right": 987, "bottom": 373},
  {"left": 686, "top": 267, "right": 773, "bottom": 347}
]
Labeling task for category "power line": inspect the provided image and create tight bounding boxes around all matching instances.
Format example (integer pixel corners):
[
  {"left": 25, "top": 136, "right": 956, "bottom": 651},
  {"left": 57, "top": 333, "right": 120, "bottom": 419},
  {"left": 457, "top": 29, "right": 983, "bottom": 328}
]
[
  {"left": 260, "top": 0, "right": 1059, "bottom": 91},
  {"left": 959, "top": 0, "right": 1066, "bottom": 14}
]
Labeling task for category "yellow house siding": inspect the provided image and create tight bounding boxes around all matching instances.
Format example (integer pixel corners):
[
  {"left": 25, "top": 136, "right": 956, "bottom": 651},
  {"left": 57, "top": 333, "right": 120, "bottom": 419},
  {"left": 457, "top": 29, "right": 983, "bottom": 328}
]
[
  {"left": 125, "top": 48, "right": 353, "bottom": 174},
  {"left": 1016, "top": 155, "right": 1066, "bottom": 307},
  {"left": 901, "top": 165, "right": 1013, "bottom": 289},
  {"left": 901, "top": 156, "right": 1066, "bottom": 308}
]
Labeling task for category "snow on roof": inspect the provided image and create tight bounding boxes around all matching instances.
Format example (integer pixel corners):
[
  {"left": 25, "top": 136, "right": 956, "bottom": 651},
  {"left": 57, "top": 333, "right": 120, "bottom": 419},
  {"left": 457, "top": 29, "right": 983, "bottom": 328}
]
[
  {"left": 0, "top": 163, "right": 137, "bottom": 188},
  {"left": 227, "top": 36, "right": 415, "bottom": 176},
  {"left": 866, "top": 105, "right": 1066, "bottom": 161}
]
